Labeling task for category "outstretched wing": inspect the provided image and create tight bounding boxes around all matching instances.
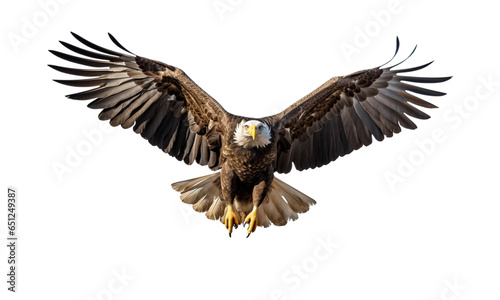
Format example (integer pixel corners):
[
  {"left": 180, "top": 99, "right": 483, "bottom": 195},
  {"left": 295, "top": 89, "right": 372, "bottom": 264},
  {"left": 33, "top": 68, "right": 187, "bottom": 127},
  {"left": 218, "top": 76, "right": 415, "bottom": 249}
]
[
  {"left": 274, "top": 38, "right": 451, "bottom": 173},
  {"left": 50, "top": 32, "right": 228, "bottom": 169}
]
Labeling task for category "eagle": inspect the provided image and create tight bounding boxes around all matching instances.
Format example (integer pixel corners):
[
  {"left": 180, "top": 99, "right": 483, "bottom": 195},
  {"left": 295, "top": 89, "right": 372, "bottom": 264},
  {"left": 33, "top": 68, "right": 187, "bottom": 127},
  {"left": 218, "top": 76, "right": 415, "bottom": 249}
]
[{"left": 50, "top": 33, "right": 451, "bottom": 237}]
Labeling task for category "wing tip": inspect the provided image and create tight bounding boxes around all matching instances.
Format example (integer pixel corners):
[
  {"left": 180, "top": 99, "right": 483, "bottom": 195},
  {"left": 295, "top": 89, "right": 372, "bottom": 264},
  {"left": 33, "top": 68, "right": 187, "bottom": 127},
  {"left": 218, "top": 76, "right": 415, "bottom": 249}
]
[
  {"left": 70, "top": 31, "right": 85, "bottom": 43},
  {"left": 58, "top": 40, "right": 71, "bottom": 48},
  {"left": 387, "top": 43, "right": 418, "bottom": 69},
  {"left": 108, "top": 32, "right": 135, "bottom": 55},
  {"left": 379, "top": 36, "right": 401, "bottom": 67}
]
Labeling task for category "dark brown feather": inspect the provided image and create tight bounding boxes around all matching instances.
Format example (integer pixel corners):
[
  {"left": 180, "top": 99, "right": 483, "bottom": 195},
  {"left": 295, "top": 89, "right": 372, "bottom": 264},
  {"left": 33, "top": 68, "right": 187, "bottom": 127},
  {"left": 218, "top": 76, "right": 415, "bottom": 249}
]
[
  {"left": 274, "top": 41, "right": 451, "bottom": 174},
  {"left": 50, "top": 33, "right": 229, "bottom": 170}
]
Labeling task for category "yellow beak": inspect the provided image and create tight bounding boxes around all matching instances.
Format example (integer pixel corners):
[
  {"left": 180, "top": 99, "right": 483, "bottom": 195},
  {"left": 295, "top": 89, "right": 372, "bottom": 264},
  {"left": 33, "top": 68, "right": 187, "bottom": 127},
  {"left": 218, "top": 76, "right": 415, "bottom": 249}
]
[{"left": 249, "top": 125, "right": 256, "bottom": 140}]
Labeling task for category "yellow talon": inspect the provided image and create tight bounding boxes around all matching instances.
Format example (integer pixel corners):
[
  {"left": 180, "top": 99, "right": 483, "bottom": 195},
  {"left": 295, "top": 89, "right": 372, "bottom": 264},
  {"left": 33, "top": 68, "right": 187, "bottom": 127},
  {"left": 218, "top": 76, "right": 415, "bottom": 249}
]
[
  {"left": 244, "top": 206, "right": 258, "bottom": 238},
  {"left": 224, "top": 204, "right": 239, "bottom": 237}
]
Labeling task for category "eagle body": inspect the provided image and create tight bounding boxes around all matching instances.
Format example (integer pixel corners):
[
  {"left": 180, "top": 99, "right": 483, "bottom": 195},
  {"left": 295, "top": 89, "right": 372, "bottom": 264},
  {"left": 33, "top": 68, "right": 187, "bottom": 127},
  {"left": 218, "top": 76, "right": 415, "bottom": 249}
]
[
  {"left": 214, "top": 116, "right": 282, "bottom": 230},
  {"left": 225, "top": 144, "right": 275, "bottom": 185},
  {"left": 50, "top": 33, "right": 451, "bottom": 237},
  {"left": 224, "top": 119, "right": 277, "bottom": 182}
]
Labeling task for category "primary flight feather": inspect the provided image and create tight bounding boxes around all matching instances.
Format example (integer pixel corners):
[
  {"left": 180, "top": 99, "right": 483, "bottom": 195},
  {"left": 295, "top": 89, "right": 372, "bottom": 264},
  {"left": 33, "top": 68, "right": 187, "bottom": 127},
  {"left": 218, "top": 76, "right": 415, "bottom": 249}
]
[{"left": 50, "top": 33, "right": 451, "bottom": 237}]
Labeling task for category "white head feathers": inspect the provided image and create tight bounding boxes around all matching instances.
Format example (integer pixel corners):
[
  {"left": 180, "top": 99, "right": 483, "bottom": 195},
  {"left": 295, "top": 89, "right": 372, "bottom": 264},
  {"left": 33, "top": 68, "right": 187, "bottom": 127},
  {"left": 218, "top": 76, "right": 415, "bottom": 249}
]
[{"left": 233, "top": 120, "right": 271, "bottom": 149}]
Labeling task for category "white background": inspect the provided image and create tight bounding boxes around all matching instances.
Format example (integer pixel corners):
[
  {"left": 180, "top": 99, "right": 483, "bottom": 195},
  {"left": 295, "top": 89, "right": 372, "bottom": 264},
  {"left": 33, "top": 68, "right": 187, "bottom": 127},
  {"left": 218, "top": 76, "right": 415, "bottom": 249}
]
[{"left": 1, "top": 0, "right": 499, "bottom": 299}]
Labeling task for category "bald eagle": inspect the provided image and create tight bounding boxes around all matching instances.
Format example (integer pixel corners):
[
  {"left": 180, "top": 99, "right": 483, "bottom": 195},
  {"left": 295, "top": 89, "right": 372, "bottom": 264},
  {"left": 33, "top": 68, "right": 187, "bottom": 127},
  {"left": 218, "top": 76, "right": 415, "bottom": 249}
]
[{"left": 50, "top": 33, "right": 451, "bottom": 237}]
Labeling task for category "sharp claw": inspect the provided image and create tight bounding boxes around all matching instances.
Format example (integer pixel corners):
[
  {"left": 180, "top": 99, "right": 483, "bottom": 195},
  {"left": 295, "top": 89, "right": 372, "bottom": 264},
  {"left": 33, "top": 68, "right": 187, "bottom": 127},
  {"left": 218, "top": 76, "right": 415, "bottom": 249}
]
[
  {"left": 246, "top": 232, "right": 251, "bottom": 238},
  {"left": 229, "top": 232, "right": 232, "bottom": 238}
]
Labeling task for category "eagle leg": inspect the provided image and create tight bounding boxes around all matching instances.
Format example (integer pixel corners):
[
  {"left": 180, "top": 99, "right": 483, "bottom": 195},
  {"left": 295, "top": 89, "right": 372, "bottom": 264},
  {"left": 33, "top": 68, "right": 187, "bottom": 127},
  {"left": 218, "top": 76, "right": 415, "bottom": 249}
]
[
  {"left": 244, "top": 206, "right": 258, "bottom": 238},
  {"left": 224, "top": 204, "right": 239, "bottom": 237}
]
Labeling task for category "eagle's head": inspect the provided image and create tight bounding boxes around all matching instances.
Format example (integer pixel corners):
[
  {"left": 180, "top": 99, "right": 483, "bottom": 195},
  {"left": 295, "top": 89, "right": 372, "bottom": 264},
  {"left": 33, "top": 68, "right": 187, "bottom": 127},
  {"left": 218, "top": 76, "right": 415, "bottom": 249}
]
[{"left": 234, "top": 120, "right": 271, "bottom": 149}]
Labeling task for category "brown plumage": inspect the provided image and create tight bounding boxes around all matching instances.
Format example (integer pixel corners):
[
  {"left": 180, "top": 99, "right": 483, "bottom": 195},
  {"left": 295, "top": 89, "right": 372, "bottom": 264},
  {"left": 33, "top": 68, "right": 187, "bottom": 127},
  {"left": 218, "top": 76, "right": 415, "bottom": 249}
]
[{"left": 50, "top": 33, "right": 451, "bottom": 237}]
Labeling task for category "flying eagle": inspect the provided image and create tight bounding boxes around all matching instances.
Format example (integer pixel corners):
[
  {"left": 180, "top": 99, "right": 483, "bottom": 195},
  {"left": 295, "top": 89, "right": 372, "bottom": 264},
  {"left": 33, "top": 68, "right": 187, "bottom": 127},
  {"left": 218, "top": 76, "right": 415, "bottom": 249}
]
[{"left": 50, "top": 33, "right": 451, "bottom": 237}]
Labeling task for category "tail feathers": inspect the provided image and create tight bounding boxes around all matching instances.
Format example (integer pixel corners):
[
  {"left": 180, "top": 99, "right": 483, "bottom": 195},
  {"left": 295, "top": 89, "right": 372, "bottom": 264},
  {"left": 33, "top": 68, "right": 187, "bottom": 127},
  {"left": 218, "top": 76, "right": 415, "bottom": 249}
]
[
  {"left": 258, "top": 177, "right": 316, "bottom": 227},
  {"left": 171, "top": 173, "right": 316, "bottom": 227},
  {"left": 172, "top": 173, "right": 225, "bottom": 220},
  {"left": 271, "top": 178, "right": 316, "bottom": 213}
]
